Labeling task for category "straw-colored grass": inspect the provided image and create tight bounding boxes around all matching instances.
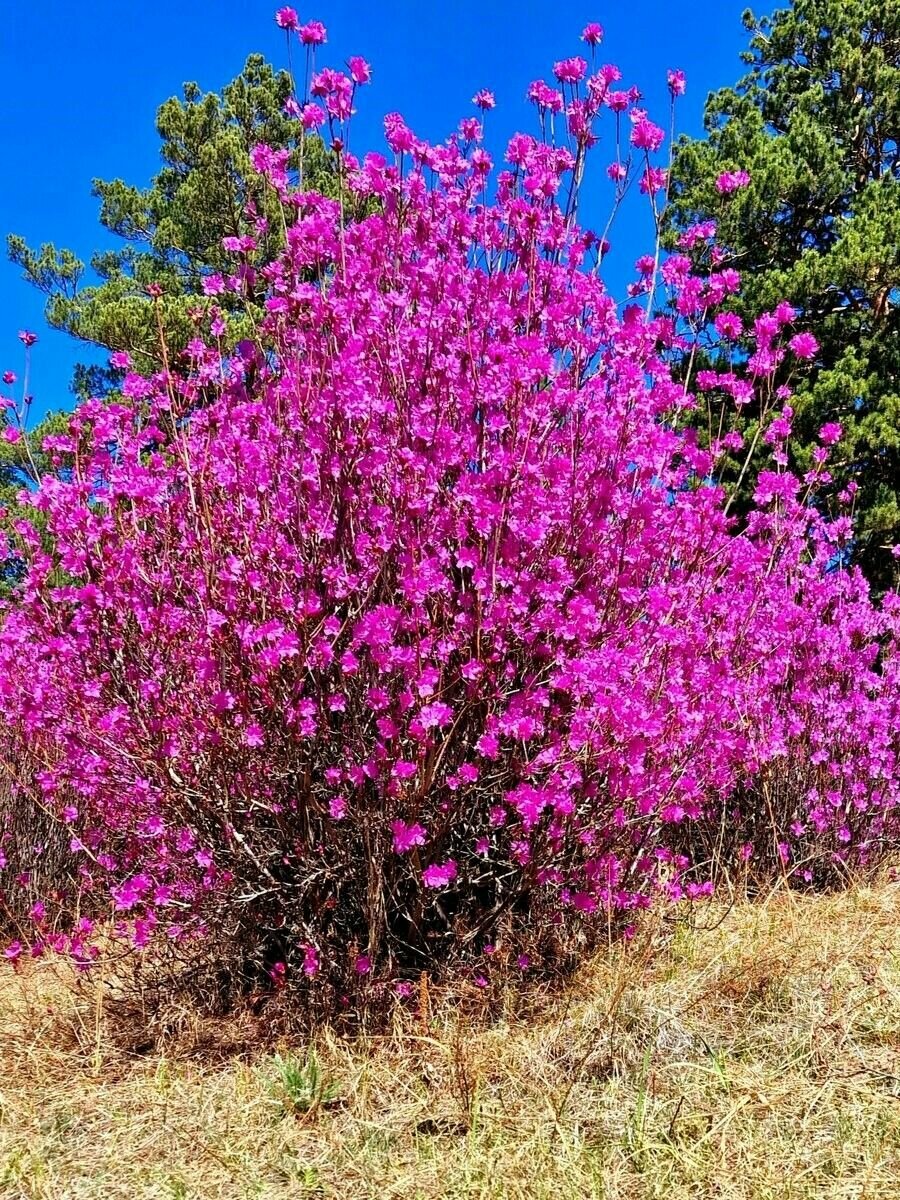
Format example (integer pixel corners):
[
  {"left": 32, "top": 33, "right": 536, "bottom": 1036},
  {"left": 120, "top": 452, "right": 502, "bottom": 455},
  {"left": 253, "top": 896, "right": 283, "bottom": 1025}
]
[{"left": 1, "top": 879, "right": 899, "bottom": 1198}]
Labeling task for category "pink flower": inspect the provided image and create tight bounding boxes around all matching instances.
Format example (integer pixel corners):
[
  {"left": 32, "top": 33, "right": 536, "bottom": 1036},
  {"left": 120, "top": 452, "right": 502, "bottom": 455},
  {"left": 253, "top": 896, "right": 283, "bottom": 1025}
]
[
  {"left": 660, "top": 803, "right": 686, "bottom": 823},
  {"left": 527, "top": 80, "right": 563, "bottom": 113},
  {"left": 274, "top": 6, "right": 299, "bottom": 30},
  {"left": 630, "top": 118, "right": 665, "bottom": 152},
  {"left": 384, "top": 113, "right": 415, "bottom": 154},
  {"left": 329, "top": 795, "right": 347, "bottom": 820},
  {"left": 472, "top": 89, "right": 496, "bottom": 111},
  {"left": 392, "top": 820, "right": 427, "bottom": 853},
  {"left": 714, "top": 311, "right": 743, "bottom": 340},
  {"left": 354, "top": 954, "right": 371, "bottom": 975},
  {"left": 819, "top": 422, "right": 842, "bottom": 445},
  {"left": 300, "top": 103, "right": 326, "bottom": 130},
  {"left": 299, "top": 20, "right": 327, "bottom": 44},
  {"left": 790, "top": 331, "right": 819, "bottom": 359},
  {"left": 243, "top": 723, "right": 265, "bottom": 747},
  {"left": 2, "top": 370, "right": 15, "bottom": 385},
  {"left": 422, "top": 860, "right": 458, "bottom": 889},
  {"left": 348, "top": 56, "right": 372, "bottom": 85},
  {"left": 715, "top": 170, "right": 751, "bottom": 194},
  {"left": 667, "top": 69, "right": 686, "bottom": 97},
  {"left": 553, "top": 57, "right": 587, "bottom": 85},
  {"left": 3, "top": 427, "right": 21, "bottom": 444},
  {"left": 17, "top": 330, "right": 37, "bottom": 347},
  {"left": 477, "top": 733, "right": 500, "bottom": 759},
  {"left": 640, "top": 166, "right": 667, "bottom": 194},
  {"left": 581, "top": 22, "right": 604, "bottom": 45},
  {"left": 4, "top": 941, "right": 23, "bottom": 963}
]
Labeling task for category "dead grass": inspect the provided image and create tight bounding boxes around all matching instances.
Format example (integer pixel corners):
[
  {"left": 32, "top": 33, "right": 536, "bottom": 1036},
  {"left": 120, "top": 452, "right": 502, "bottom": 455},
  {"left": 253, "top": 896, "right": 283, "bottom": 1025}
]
[{"left": 1, "top": 880, "right": 900, "bottom": 1198}]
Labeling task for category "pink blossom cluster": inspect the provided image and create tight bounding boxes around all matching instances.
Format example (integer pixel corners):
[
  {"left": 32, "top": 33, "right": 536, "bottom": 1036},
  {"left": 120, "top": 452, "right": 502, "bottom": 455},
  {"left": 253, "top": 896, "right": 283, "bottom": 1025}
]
[
  {"left": 0, "top": 18, "right": 898, "bottom": 1001},
  {"left": 715, "top": 169, "right": 751, "bottom": 194}
]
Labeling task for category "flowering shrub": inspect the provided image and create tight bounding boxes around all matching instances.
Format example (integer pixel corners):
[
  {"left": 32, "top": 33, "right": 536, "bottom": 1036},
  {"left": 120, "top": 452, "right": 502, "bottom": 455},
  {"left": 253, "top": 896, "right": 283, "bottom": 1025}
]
[{"left": 1, "top": 15, "right": 898, "bottom": 1010}]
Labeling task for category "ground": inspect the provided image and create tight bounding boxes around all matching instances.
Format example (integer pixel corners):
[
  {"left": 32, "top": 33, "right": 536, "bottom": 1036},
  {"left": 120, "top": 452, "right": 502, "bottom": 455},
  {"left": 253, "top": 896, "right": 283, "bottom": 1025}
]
[{"left": 1, "top": 879, "right": 899, "bottom": 1199}]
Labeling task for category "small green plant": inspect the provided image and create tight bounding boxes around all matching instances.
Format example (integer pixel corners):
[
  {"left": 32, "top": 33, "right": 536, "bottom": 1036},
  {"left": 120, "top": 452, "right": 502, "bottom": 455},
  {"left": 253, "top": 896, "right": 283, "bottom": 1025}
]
[{"left": 266, "top": 1049, "right": 340, "bottom": 1117}]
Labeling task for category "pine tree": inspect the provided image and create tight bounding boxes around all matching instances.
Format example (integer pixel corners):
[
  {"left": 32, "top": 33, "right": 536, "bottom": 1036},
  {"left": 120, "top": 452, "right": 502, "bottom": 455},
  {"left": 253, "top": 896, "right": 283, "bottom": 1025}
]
[
  {"left": 4, "top": 54, "right": 341, "bottom": 591},
  {"left": 667, "top": 0, "right": 900, "bottom": 589},
  {"left": 8, "top": 54, "right": 339, "bottom": 397}
]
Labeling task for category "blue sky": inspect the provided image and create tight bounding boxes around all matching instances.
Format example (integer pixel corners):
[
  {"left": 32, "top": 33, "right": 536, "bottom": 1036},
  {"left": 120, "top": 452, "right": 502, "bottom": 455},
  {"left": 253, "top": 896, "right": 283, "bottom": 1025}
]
[{"left": 2, "top": 0, "right": 750, "bottom": 419}]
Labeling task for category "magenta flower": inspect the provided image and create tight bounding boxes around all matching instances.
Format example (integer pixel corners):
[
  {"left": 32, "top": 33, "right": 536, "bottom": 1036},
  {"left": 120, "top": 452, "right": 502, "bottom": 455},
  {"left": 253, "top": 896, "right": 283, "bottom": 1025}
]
[
  {"left": 392, "top": 820, "right": 427, "bottom": 854},
  {"left": 299, "top": 20, "right": 327, "bottom": 45},
  {"left": 384, "top": 112, "right": 415, "bottom": 154},
  {"left": 300, "top": 103, "right": 326, "bottom": 130},
  {"left": 422, "top": 861, "right": 458, "bottom": 889},
  {"left": 714, "top": 311, "right": 743, "bottom": 340},
  {"left": 667, "top": 69, "right": 686, "bottom": 96},
  {"left": 348, "top": 55, "right": 372, "bottom": 85},
  {"left": 553, "top": 57, "right": 587, "bottom": 84},
  {"left": 274, "top": 7, "right": 299, "bottom": 30},
  {"left": 17, "top": 330, "right": 37, "bottom": 347},
  {"left": 715, "top": 169, "right": 751, "bottom": 194},
  {"left": 790, "top": 331, "right": 819, "bottom": 359},
  {"left": 581, "top": 22, "right": 604, "bottom": 46},
  {"left": 472, "top": 89, "right": 496, "bottom": 111},
  {"left": 329, "top": 795, "right": 347, "bottom": 820},
  {"left": 630, "top": 118, "right": 665, "bottom": 152},
  {"left": 819, "top": 422, "right": 842, "bottom": 445},
  {"left": 476, "top": 733, "right": 499, "bottom": 759}
]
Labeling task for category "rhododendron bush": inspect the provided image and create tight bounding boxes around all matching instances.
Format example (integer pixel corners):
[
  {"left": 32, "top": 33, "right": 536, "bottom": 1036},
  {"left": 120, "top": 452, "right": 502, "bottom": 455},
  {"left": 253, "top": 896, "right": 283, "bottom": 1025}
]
[{"left": 1, "top": 15, "right": 898, "bottom": 1011}]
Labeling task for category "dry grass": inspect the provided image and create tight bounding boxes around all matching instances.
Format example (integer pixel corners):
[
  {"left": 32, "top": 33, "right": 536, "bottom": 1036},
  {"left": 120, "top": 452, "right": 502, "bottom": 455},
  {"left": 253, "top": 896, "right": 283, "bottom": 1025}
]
[{"left": 2, "top": 880, "right": 900, "bottom": 1198}]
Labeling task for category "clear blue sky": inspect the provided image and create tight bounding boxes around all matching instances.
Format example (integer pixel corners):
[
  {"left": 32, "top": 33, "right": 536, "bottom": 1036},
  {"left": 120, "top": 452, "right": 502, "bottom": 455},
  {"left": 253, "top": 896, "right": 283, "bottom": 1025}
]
[{"left": 1, "top": 0, "right": 750, "bottom": 419}]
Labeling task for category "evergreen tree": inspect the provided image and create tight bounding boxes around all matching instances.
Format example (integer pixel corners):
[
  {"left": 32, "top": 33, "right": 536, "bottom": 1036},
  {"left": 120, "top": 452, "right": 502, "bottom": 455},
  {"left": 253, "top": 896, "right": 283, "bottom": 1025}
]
[
  {"left": 8, "top": 53, "right": 339, "bottom": 397},
  {"left": 4, "top": 54, "right": 340, "bottom": 591},
  {"left": 667, "top": 0, "right": 900, "bottom": 589}
]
